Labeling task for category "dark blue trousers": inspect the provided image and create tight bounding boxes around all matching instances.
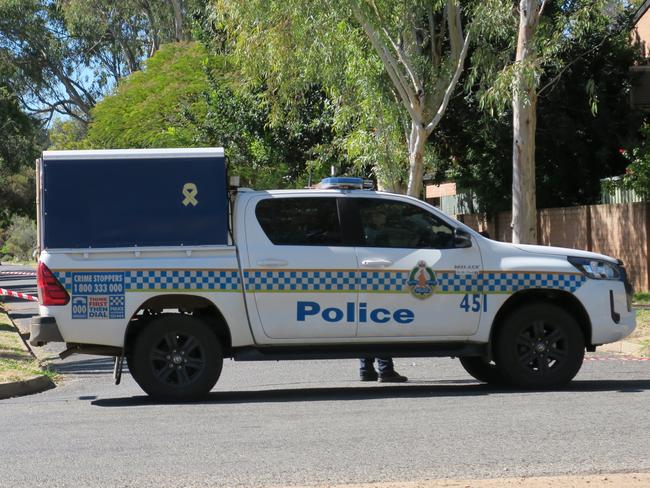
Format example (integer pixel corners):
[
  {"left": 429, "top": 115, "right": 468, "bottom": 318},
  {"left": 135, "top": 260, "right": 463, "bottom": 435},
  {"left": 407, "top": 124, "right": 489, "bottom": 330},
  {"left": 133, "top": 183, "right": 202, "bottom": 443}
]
[{"left": 359, "top": 357, "right": 394, "bottom": 375}]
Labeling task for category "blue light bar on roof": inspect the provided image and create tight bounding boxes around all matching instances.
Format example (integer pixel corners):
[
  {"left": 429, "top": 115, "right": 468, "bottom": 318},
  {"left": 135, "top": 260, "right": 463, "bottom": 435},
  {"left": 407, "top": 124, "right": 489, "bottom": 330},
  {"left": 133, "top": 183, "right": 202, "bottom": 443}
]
[{"left": 317, "top": 177, "right": 373, "bottom": 190}]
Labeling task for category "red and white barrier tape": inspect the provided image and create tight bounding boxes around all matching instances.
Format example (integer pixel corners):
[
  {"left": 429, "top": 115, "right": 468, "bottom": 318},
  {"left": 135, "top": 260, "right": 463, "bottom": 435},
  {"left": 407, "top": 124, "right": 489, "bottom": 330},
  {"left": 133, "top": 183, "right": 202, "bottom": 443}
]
[
  {"left": 0, "top": 271, "right": 36, "bottom": 277},
  {"left": 0, "top": 287, "right": 38, "bottom": 301}
]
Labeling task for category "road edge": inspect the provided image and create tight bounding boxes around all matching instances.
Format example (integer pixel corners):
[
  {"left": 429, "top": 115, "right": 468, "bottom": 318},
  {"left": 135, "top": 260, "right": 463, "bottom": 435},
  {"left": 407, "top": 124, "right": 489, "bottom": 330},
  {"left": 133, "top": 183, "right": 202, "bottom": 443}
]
[{"left": 0, "top": 374, "right": 54, "bottom": 400}]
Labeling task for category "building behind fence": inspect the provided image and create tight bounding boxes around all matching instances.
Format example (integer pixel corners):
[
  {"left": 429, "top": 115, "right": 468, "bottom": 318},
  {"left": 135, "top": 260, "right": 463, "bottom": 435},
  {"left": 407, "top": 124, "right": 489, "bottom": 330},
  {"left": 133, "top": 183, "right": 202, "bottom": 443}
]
[{"left": 458, "top": 202, "right": 650, "bottom": 292}]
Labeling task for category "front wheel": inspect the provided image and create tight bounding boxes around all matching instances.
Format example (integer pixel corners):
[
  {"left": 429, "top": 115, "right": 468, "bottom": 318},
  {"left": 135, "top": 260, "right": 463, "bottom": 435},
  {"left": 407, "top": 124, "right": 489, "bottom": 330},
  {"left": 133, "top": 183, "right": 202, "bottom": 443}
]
[
  {"left": 495, "top": 303, "right": 585, "bottom": 388},
  {"left": 459, "top": 356, "right": 504, "bottom": 385},
  {"left": 128, "top": 315, "right": 223, "bottom": 401}
]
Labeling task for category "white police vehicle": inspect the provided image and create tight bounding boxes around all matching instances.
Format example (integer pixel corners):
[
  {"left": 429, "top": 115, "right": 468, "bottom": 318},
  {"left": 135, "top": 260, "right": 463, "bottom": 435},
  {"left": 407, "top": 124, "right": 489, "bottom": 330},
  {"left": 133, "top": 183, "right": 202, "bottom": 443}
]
[{"left": 31, "top": 148, "right": 636, "bottom": 400}]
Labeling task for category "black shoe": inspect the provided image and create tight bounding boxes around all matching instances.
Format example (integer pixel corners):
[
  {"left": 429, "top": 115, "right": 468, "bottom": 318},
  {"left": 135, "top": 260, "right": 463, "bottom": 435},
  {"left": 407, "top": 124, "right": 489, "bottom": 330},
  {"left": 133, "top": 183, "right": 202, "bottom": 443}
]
[
  {"left": 378, "top": 371, "right": 408, "bottom": 383},
  {"left": 360, "top": 371, "right": 379, "bottom": 381}
]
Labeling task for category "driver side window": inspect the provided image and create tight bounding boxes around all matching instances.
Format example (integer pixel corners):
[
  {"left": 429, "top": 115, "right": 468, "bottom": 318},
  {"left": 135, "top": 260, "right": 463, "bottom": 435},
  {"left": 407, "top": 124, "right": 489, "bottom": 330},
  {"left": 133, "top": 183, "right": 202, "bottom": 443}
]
[{"left": 357, "top": 198, "right": 455, "bottom": 249}]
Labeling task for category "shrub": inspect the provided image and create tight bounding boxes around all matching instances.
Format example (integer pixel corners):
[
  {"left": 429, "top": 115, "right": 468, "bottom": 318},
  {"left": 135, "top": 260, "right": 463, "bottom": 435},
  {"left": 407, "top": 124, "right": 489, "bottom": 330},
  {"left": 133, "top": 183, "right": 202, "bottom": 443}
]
[
  {"left": 2, "top": 215, "right": 36, "bottom": 261},
  {"left": 621, "top": 123, "right": 650, "bottom": 201}
]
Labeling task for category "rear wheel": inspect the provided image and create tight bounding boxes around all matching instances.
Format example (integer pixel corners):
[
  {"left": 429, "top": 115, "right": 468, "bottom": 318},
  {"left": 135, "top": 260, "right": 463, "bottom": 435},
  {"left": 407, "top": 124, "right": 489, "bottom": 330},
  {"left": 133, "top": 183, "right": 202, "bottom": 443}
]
[
  {"left": 495, "top": 303, "right": 584, "bottom": 388},
  {"left": 128, "top": 315, "right": 223, "bottom": 401},
  {"left": 459, "top": 356, "right": 504, "bottom": 385}
]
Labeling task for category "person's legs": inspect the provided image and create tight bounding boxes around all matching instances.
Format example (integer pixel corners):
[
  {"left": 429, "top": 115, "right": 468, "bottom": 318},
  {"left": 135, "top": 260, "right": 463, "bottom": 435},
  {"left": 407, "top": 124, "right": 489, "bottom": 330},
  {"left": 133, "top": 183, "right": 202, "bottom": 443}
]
[
  {"left": 377, "top": 357, "right": 408, "bottom": 383},
  {"left": 359, "top": 357, "right": 378, "bottom": 381},
  {"left": 376, "top": 357, "right": 394, "bottom": 375}
]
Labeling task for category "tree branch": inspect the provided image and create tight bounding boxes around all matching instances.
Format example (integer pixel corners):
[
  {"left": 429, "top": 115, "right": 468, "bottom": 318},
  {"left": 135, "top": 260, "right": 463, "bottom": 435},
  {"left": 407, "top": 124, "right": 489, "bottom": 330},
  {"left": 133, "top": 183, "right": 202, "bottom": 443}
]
[
  {"left": 537, "top": 34, "right": 609, "bottom": 97},
  {"left": 538, "top": 0, "right": 549, "bottom": 18},
  {"left": 382, "top": 25, "right": 422, "bottom": 95},
  {"left": 425, "top": 30, "right": 471, "bottom": 134},
  {"left": 359, "top": 3, "right": 419, "bottom": 103},
  {"left": 351, "top": 3, "right": 421, "bottom": 123}
]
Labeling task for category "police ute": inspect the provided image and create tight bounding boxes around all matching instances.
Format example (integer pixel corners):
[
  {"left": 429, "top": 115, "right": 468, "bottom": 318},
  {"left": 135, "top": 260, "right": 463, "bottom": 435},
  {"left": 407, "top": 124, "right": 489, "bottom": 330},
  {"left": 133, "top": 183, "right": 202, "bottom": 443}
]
[{"left": 30, "top": 148, "right": 636, "bottom": 400}]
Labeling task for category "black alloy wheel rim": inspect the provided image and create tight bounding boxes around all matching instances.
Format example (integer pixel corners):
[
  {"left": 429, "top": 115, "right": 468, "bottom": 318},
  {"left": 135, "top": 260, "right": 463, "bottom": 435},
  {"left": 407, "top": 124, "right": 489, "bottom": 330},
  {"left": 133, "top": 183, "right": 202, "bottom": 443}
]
[
  {"left": 149, "top": 332, "right": 205, "bottom": 387},
  {"left": 515, "top": 320, "right": 567, "bottom": 374}
]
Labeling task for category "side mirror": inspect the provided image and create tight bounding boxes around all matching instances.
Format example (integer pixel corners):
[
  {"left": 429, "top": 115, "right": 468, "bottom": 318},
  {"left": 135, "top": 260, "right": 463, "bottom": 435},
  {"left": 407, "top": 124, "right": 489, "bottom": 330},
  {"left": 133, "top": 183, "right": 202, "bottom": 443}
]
[{"left": 454, "top": 229, "right": 472, "bottom": 249}]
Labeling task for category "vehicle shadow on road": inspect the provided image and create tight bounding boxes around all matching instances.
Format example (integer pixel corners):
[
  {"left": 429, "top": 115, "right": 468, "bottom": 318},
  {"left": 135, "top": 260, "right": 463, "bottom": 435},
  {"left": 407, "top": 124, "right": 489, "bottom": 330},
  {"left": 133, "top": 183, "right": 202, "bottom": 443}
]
[
  {"left": 91, "top": 378, "right": 650, "bottom": 407},
  {"left": 53, "top": 357, "right": 115, "bottom": 375}
]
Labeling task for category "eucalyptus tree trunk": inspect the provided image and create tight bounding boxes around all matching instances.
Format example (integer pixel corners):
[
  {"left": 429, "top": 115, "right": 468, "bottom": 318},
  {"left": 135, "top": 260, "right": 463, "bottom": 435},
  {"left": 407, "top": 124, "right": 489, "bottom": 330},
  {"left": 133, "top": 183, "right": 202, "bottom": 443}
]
[
  {"left": 512, "top": 0, "right": 545, "bottom": 244},
  {"left": 408, "top": 122, "right": 428, "bottom": 198},
  {"left": 170, "top": 0, "right": 184, "bottom": 41}
]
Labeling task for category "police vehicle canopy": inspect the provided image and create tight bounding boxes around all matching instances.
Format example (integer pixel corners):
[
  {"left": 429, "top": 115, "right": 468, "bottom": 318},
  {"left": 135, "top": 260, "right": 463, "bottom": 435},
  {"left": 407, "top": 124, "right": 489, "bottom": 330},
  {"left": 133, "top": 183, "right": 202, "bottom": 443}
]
[{"left": 41, "top": 148, "right": 228, "bottom": 249}]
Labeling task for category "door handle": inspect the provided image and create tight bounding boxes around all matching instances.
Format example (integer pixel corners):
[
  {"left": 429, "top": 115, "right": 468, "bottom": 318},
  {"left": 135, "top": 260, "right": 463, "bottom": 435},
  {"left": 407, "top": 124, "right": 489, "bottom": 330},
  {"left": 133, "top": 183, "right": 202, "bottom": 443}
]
[
  {"left": 361, "top": 258, "right": 393, "bottom": 268},
  {"left": 256, "top": 259, "right": 289, "bottom": 267}
]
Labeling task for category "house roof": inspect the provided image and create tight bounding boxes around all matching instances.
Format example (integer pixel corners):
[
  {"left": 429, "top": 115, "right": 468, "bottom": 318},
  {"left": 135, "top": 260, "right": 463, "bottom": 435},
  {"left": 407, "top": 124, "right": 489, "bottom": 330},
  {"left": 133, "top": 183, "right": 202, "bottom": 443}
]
[{"left": 633, "top": 0, "right": 650, "bottom": 25}]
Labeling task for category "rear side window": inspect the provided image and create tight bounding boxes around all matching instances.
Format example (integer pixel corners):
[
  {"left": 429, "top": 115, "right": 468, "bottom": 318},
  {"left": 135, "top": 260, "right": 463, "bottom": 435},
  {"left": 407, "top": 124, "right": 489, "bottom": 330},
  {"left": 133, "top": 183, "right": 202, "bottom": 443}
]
[{"left": 255, "top": 197, "right": 343, "bottom": 246}]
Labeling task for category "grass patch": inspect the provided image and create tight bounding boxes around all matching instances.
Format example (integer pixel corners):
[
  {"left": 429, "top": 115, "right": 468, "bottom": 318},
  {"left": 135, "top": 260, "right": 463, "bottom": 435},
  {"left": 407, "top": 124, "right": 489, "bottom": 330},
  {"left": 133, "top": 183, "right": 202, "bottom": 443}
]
[
  {"left": 0, "top": 259, "right": 36, "bottom": 267},
  {"left": 0, "top": 306, "right": 56, "bottom": 384},
  {"left": 630, "top": 309, "right": 650, "bottom": 343},
  {"left": 636, "top": 309, "right": 650, "bottom": 331},
  {"left": 634, "top": 292, "right": 650, "bottom": 306},
  {"left": 0, "top": 359, "right": 51, "bottom": 382}
]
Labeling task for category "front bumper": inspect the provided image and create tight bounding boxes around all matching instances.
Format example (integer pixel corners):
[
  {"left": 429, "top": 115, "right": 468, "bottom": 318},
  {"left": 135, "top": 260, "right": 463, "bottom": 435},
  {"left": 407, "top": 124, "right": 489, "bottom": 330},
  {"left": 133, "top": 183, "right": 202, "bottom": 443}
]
[{"left": 30, "top": 316, "right": 64, "bottom": 346}]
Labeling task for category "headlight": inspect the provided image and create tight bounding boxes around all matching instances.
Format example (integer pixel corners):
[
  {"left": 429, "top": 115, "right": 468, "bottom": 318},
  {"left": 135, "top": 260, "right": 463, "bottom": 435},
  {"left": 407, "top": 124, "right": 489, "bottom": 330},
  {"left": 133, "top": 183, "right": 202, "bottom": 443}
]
[{"left": 568, "top": 256, "right": 621, "bottom": 280}]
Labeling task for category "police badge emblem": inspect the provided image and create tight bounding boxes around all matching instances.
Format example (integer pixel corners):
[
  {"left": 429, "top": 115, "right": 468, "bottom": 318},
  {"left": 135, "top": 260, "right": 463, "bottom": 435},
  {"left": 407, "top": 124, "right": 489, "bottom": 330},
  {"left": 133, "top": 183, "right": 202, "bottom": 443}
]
[{"left": 407, "top": 260, "right": 437, "bottom": 299}]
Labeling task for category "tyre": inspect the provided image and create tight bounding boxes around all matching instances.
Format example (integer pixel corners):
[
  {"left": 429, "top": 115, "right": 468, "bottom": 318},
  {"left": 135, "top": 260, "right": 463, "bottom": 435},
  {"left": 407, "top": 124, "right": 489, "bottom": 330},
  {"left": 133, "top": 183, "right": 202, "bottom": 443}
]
[
  {"left": 128, "top": 315, "right": 223, "bottom": 401},
  {"left": 495, "top": 303, "right": 585, "bottom": 388},
  {"left": 459, "top": 356, "right": 504, "bottom": 385}
]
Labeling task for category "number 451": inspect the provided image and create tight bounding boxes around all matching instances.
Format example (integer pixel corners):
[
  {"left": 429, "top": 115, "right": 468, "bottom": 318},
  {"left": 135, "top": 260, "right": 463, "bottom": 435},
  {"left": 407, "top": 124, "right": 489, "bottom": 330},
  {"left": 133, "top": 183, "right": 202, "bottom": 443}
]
[{"left": 459, "top": 294, "right": 487, "bottom": 313}]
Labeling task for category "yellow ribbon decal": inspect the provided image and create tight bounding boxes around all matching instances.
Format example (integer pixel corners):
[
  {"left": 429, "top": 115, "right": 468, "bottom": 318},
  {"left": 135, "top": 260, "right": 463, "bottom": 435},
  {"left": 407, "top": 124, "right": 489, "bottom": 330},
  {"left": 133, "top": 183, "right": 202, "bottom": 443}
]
[{"left": 182, "top": 183, "right": 198, "bottom": 206}]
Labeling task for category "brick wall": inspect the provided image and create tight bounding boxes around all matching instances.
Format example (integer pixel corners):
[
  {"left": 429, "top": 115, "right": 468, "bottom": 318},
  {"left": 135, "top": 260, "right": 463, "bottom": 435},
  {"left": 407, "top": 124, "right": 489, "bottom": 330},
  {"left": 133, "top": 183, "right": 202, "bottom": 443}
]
[{"left": 459, "top": 202, "right": 650, "bottom": 291}]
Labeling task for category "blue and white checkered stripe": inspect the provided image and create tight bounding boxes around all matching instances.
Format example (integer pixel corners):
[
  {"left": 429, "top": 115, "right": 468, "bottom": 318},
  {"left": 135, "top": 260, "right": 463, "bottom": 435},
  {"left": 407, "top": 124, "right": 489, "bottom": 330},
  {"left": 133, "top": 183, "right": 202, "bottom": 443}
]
[
  {"left": 482, "top": 272, "right": 586, "bottom": 293},
  {"left": 55, "top": 271, "right": 74, "bottom": 291},
  {"left": 357, "top": 271, "right": 405, "bottom": 292},
  {"left": 54, "top": 269, "right": 586, "bottom": 294},
  {"left": 243, "top": 270, "right": 586, "bottom": 294},
  {"left": 243, "top": 270, "right": 356, "bottom": 291},
  {"left": 437, "top": 272, "right": 484, "bottom": 293},
  {"left": 54, "top": 270, "right": 241, "bottom": 292},
  {"left": 124, "top": 270, "right": 240, "bottom": 291},
  {"left": 244, "top": 270, "right": 586, "bottom": 294}
]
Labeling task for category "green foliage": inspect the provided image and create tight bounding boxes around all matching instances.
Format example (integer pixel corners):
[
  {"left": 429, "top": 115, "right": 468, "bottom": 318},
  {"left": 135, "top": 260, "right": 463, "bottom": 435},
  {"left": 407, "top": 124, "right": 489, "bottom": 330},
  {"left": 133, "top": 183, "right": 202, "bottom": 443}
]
[
  {"left": 331, "top": 95, "right": 409, "bottom": 192},
  {"left": 0, "top": 85, "right": 39, "bottom": 223},
  {"left": 620, "top": 124, "right": 650, "bottom": 200},
  {"left": 433, "top": 3, "right": 642, "bottom": 213},
  {"left": 0, "top": 0, "right": 99, "bottom": 121},
  {"left": 190, "top": 55, "right": 339, "bottom": 189},
  {"left": 475, "top": 0, "right": 617, "bottom": 111},
  {"left": 206, "top": 0, "right": 475, "bottom": 192},
  {"left": 0, "top": 0, "right": 202, "bottom": 123},
  {"left": 1, "top": 214, "right": 36, "bottom": 261},
  {"left": 85, "top": 42, "right": 209, "bottom": 148},
  {"left": 48, "top": 118, "right": 88, "bottom": 150},
  {"left": 432, "top": 93, "right": 513, "bottom": 214},
  {"left": 79, "top": 39, "right": 337, "bottom": 189},
  {"left": 533, "top": 13, "right": 642, "bottom": 208}
]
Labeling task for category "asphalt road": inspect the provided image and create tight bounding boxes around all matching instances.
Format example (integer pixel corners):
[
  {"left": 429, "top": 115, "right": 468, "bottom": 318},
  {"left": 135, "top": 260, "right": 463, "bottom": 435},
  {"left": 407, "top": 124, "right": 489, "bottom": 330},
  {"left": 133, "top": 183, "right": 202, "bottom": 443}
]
[{"left": 2, "top": 263, "right": 650, "bottom": 487}]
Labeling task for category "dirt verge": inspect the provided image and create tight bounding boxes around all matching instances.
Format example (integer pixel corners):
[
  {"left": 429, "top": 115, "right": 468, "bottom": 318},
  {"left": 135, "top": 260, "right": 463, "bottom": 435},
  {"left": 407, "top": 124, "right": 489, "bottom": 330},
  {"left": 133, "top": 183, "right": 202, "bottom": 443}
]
[
  {"left": 0, "top": 305, "right": 55, "bottom": 398},
  {"left": 285, "top": 472, "right": 650, "bottom": 487}
]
